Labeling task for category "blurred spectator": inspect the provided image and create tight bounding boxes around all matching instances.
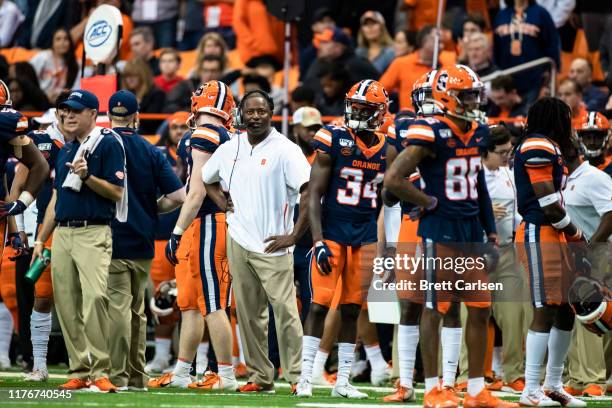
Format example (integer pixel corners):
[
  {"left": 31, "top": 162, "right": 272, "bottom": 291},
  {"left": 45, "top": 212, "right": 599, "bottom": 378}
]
[
  {"left": 156, "top": 110, "right": 190, "bottom": 177},
  {"left": 154, "top": 48, "right": 184, "bottom": 93},
  {"left": 242, "top": 73, "right": 270, "bottom": 94},
  {"left": 203, "top": 0, "right": 236, "bottom": 49},
  {"left": 392, "top": 29, "right": 416, "bottom": 58},
  {"left": 8, "top": 61, "right": 39, "bottom": 85},
  {"left": 130, "top": 26, "right": 160, "bottom": 76},
  {"left": 457, "top": 13, "right": 487, "bottom": 63},
  {"left": 493, "top": 0, "right": 560, "bottom": 106},
  {"left": 16, "top": 0, "right": 82, "bottom": 49},
  {"left": 536, "top": 0, "right": 575, "bottom": 28},
  {"left": 121, "top": 57, "right": 166, "bottom": 134},
  {"left": 568, "top": 58, "right": 608, "bottom": 112},
  {"left": 465, "top": 33, "right": 499, "bottom": 78},
  {"left": 401, "top": 0, "right": 448, "bottom": 32},
  {"left": 199, "top": 55, "right": 224, "bottom": 83},
  {"left": 233, "top": 0, "right": 284, "bottom": 65},
  {"left": 0, "top": 0, "right": 25, "bottom": 47},
  {"left": 0, "top": 54, "right": 8, "bottom": 81},
  {"left": 299, "top": 7, "right": 336, "bottom": 80},
  {"left": 303, "top": 27, "right": 378, "bottom": 97},
  {"left": 191, "top": 32, "right": 229, "bottom": 79},
  {"left": 315, "top": 63, "right": 351, "bottom": 117},
  {"left": 177, "top": 0, "right": 204, "bottom": 50},
  {"left": 380, "top": 25, "right": 454, "bottom": 110},
  {"left": 487, "top": 75, "right": 528, "bottom": 118},
  {"left": 578, "top": 1, "right": 612, "bottom": 59},
  {"left": 290, "top": 85, "right": 315, "bottom": 113},
  {"left": 355, "top": 11, "right": 395, "bottom": 75},
  {"left": 29, "top": 27, "right": 79, "bottom": 104},
  {"left": 8, "top": 77, "right": 50, "bottom": 111},
  {"left": 558, "top": 77, "right": 587, "bottom": 127},
  {"left": 246, "top": 55, "right": 283, "bottom": 114},
  {"left": 132, "top": 0, "right": 179, "bottom": 48},
  {"left": 601, "top": 18, "right": 612, "bottom": 92},
  {"left": 291, "top": 106, "right": 322, "bottom": 160}
]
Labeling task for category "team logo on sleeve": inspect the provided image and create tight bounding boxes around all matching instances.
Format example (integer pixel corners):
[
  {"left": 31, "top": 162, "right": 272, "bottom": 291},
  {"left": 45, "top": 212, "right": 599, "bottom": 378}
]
[{"left": 339, "top": 138, "right": 355, "bottom": 156}]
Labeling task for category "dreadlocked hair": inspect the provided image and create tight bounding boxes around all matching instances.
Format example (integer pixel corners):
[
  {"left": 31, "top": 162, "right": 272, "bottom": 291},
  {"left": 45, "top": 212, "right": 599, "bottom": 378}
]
[{"left": 518, "top": 97, "right": 575, "bottom": 158}]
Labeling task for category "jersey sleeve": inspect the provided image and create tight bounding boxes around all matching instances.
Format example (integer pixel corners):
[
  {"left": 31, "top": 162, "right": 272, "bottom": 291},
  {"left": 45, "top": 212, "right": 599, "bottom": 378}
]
[
  {"left": 405, "top": 120, "right": 437, "bottom": 151},
  {"left": 518, "top": 138, "right": 558, "bottom": 184},
  {"left": 312, "top": 126, "right": 333, "bottom": 155},
  {"left": 191, "top": 124, "right": 223, "bottom": 154},
  {"left": 0, "top": 110, "right": 29, "bottom": 144}
]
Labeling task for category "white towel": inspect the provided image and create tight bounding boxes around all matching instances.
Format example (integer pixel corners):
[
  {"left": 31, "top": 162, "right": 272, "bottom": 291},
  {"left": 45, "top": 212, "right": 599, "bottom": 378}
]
[{"left": 62, "top": 127, "right": 128, "bottom": 222}]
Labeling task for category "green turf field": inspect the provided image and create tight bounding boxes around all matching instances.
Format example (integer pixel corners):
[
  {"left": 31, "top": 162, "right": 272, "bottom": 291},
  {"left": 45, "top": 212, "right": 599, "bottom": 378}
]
[{"left": 1, "top": 369, "right": 611, "bottom": 407}]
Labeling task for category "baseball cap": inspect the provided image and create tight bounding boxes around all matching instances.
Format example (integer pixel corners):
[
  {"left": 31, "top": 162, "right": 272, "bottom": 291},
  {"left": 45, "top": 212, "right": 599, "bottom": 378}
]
[
  {"left": 292, "top": 107, "right": 323, "bottom": 127},
  {"left": 360, "top": 10, "right": 385, "bottom": 25},
  {"left": 33, "top": 108, "right": 57, "bottom": 125},
  {"left": 60, "top": 90, "right": 99, "bottom": 111},
  {"left": 108, "top": 90, "right": 139, "bottom": 117},
  {"left": 313, "top": 27, "right": 351, "bottom": 48},
  {"left": 168, "top": 111, "right": 190, "bottom": 126}
]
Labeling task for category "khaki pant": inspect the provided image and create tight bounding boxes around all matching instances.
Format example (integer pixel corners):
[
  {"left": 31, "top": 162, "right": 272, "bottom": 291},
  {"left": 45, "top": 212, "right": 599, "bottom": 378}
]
[
  {"left": 52, "top": 225, "right": 112, "bottom": 381},
  {"left": 107, "top": 258, "right": 152, "bottom": 388},
  {"left": 227, "top": 234, "right": 302, "bottom": 386},
  {"left": 567, "top": 325, "right": 606, "bottom": 390},
  {"left": 458, "top": 246, "right": 532, "bottom": 383}
]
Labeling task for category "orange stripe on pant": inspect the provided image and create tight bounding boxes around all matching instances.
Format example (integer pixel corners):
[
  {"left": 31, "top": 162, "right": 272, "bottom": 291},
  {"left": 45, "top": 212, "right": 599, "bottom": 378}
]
[
  {"left": 189, "top": 213, "right": 231, "bottom": 316},
  {"left": 310, "top": 240, "right": 375, "bottom": 307}
]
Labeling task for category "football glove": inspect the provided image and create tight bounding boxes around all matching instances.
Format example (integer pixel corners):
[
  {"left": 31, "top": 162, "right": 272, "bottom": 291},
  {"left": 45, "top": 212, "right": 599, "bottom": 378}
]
[
  {"left": 407, "top": 195, "right": 438, "bottom": 221},
  {"left": 313, "top": 240, "right": 333, "bottom": 275},
  {"left": 6, "top": 232, "right": 27, "bottom": 260},
  {"left": 483, "top": 234, "right": 500, "bottom": 273},
  {"left": 165, "top": 233, "right": 182, "bottom": 265},
  {"left": 0, "top": 199, "right": 28, "bottom": 219}
]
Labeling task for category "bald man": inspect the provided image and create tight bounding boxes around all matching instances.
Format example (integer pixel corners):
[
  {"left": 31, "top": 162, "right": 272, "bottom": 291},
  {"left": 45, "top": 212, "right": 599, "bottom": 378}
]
[{"left": 568, "top": 58, "right": 607, "bottom": 111}]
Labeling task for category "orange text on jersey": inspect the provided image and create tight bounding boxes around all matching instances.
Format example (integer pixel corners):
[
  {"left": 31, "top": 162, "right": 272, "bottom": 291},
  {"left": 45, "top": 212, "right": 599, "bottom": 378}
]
[
  {"left": 455, "top": 147, "right": 479, "bottom": 156},
  {"left": 351, "top": 160, "right": 382, "bottom": 171}
]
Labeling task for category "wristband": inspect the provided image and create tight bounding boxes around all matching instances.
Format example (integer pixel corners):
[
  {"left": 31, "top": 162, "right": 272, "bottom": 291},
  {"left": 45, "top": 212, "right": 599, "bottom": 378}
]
[
  {"left": 538, "top": 193, "right": 559, "bottom": 207},
  {"left": 34, "top": 240, "right": 44, "bottom": 246},
  {"left": 551, "top": 214, "right": 571, "bottom": 230},
  {"left": 172, "top": 226, "right": 185, "bottom": 235},
  {"left": 18, "top": 191, "right": 34, "bottom": 206}
]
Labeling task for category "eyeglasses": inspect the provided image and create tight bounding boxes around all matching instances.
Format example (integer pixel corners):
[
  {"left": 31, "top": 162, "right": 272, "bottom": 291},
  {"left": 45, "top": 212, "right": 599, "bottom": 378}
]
[{"left": 492, "top": 148, "right": 512, "bottom": 156}]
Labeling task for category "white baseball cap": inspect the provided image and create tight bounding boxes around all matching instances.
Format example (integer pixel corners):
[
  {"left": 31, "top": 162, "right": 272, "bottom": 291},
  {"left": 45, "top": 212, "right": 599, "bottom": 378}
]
[{"left": 292, "top": 107, "right": 323, "bottom": 127}]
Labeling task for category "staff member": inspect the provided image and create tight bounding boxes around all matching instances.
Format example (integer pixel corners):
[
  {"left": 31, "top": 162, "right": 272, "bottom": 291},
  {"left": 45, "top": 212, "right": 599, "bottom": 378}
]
[
  {"left": 32, "top": 90, "right": 126, "bottom": 392},
  {"left": 202, "top": 90, "right": 310, "bottom": 392},
  {"left": 107, "top": 90, "right": 185, "bottom": 390}
]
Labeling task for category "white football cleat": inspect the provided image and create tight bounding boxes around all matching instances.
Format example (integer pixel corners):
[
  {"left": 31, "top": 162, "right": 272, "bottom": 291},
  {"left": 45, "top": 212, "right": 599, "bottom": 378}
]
[
  {"left": 24, "top": 368, "right": 49, "bottom": 382},
  {"left": 144, "top": 358, "right": 171, "bottom": 374},
  {"left": 349, "top": 359, "right": 368, "bottom": 380},
  {"left": 331, "top": 383, "right": 368, "bottom": 399},
  {"left": 544, "top": 386, "right": 587, "bottom": 407},
  {"left": 294, "top": 378, "right": 313, "bottom": 397},
  {"left": 520, "top": 388, "right": 561, "bottom": 406},
  {"left": 370, "top": 364, "right": 391, "bottom": 386}
]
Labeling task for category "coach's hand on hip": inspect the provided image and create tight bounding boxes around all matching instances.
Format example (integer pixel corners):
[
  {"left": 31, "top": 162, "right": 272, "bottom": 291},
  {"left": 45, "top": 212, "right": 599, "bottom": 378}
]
[{"left": 263, "top": 233, "right": 297, "bottom": 253}]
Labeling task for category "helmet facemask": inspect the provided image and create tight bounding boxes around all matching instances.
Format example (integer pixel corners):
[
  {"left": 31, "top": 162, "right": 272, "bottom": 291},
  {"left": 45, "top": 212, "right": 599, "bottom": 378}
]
[
  {"left": 344, "top": 99, "right": 385, "bottom": 131},
  {"left": 444, "top": 87, "right": 484, "bottom": 122},
  {"left": 411, "top": 86, "right": 440, "bottom": 116},
  {"left": 577, "top": 129, "right": 610, "bottom": 159}
]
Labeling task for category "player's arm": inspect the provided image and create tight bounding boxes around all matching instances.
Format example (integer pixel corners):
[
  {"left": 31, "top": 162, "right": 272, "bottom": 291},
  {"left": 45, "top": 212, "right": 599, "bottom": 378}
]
[
  {"left": 591, "top": 212, "right": 612, "bottom": 243},
  {"left": 31, "top": 189, "right": 57, "bottom": 263},
  {"left": 173, "top": 148, "right": 210, "bottom": 231},
  {"left": 384, "top": 145, "right": 434, "bottom": 207},
  {"left": 531, "top": 178, "right": 582, "bottom": 240},
  {"left": 308, "top": 152, "right": 332, "bottom": 243},
  {"left": 476, "top": 169, "right": 497, "bottom": 238},
  {"left": 8, "top": 163, "right": 28, "bottom": 236}
]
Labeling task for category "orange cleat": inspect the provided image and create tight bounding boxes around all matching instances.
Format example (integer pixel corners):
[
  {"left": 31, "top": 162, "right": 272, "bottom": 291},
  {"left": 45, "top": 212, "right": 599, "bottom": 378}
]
[
  {"left": 581, "top": 384, "right": 604, "bottom": 397},
  {"left": 188, "top": 372, "right": 238, "bottom": 391},
  {"left": 148, "top": 372, "right": 191, "bottom": 388},
  {"left": 455, "top": 381, "right": 468, "bottom": 393},
  {"left": 89, "top": 377, "right": 117, "bottom": 393},
  {"left": 424, "top": 386, "right": 459, "bottom": 408},
  {"left": 238, "top": 382, "right": 275, "bottom": 393},
  {"left": 290, "top": 383, "right": 297, "bottom": 394},
  {"left": 563, "top": 385, "right": 582, "bottom": 396},
  {"left": 383, "top": 384, "right": 415, "bottom": 402},
  {"left": 59, "top": 378, "right": 89, "bottom": 390},
  {"left": 463, "top": 387, "right": 519, "bottom": 408},
  {"left": 487, "top": 378, "right": 504, "bottom": 391},
  {"left": 443, "top": 386, "right": 462, "bottom": 405},
  {"left": 234, "top": 362, "right": 248, "bottom": 378},
  {"left": 501, "top": 378, "right": 525, "bottom": 394},
  {"left": 325, "top": 372, "right": 337, "bottom": 384}
]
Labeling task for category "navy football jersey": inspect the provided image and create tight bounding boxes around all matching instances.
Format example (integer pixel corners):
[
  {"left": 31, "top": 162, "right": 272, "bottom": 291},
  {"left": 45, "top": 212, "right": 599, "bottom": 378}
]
[
  {"left": 154, "top": 145, "right": 182, "bottom": 241},
  {"left": 514, "top": 135, "right": 567, "bottom": 225},
  {"left": 312, "top": 125, "right": 387, "bottom": 246},
  {"left": 405, "top": 115, "right": 489, "bottom": 239},
  {"left": 0, "top": 107, "right": 29, "bottom": 182},
  {"left": 186, "top": 124, "right": 231, "bottom": 216},
  {"left": 29, "top": 126, "right": 65, "bottom": 224}
]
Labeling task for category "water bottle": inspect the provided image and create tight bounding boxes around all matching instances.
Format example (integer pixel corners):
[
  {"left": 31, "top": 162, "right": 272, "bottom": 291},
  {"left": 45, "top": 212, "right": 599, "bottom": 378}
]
[{"left": 25, "top": 248, "right": 51, "bottom": 284}]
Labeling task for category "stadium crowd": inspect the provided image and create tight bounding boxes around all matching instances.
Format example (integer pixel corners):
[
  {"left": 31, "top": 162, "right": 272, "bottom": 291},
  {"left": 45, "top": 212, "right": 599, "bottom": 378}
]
[{"left": 0, "top": 0, "right": 610, "bottom": 407}]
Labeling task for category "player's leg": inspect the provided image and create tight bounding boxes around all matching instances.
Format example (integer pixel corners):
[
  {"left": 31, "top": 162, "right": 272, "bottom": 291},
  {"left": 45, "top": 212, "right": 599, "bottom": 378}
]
[
  {"left": 26, "top": 294, "right": 53, "bottom": 381},
  {"left": 358, "top": 309, "right": 391, "bottom": 385},
  {"left": 0, "top": 252, "right": 15, "bottom": 369},
  {"left": 441, "top": 302, "right": 462, "bottom": 390},
  {"left": 229, "top": 298, "right": 247, "bottom": 377},
  {"left": 312, "top": 289, "right": 341, "bottom": 386},
  {"left": 196, "top": 328, "right": 209, "bottom": 378}
]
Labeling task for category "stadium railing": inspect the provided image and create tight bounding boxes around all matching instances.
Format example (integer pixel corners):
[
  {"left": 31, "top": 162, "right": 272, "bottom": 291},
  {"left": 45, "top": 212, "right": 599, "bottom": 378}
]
[{"left": 480, "top": 57, "right": 557, "bottom": 97}]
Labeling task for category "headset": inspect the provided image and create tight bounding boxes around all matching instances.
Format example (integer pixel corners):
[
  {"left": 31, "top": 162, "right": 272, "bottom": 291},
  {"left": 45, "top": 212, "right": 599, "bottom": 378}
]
[{"left": 233, "top": 89, "right": 275, "bottom": 130}]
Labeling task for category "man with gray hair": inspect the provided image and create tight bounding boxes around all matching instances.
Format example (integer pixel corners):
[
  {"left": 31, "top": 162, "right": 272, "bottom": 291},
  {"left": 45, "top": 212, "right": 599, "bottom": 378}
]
[
  {"left": 129, "top": 26, "right": 160, "bottom": 75},
  {"left": 568, "top": 58, "right": 608, "bottom": 112}
]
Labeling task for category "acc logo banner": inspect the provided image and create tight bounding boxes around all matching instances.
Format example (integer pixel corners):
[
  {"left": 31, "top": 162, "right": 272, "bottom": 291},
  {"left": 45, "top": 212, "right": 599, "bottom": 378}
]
[{"left": 86, "top": 20, "right": 113, "bottom": 48}]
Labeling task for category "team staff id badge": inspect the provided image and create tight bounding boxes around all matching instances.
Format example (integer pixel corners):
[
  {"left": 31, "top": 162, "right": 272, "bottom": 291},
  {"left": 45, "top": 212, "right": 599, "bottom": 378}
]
[
  {"left": 511, "top": 39, "right": 522, "bottom": 56},
  {"left": 142, "top": 0, "right": 158, "bottom": 20}
]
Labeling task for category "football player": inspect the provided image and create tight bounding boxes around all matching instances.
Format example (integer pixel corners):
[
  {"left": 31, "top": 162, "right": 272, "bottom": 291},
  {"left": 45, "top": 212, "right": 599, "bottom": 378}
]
[
  {"left": 514, "top": 97, "right": 587, "bottom": 407},
  {"left": 295, "top": 79, "right": 388, "bottom": 399},
  {"left": 575, "top": 111, "right": 611, "bottom": 177},
  {"left": 149, "top": 81, "right": 237, "bottom": 390},
  {"left": 384, "top": 65, "right": 517, "bottom": 408}
]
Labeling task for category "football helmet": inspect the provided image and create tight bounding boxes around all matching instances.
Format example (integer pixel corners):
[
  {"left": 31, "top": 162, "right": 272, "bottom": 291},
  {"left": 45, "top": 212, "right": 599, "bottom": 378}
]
[
  {"left": 575, "top": 111, "right": 610, "bottom": 159},
  {"left": 569, "top": 276, "right": 612, "bottom": 336},
  {"left": 432, "top": 64, "right": 484, "bottom": 122},
  {"left": 149, "top": 279, "right": 178, "bottom": 317},
  {"left": 189, "top": 80, "right": 235, "bottom": 128},
  {"left": 0, "top": 80, "right": 11, "bottom": 107},
  {"left": 344, "top": 79, "right": 389, "bottom": 131},
  {"left": 411, "top": 70, "right": 442, "bottom": 116}
]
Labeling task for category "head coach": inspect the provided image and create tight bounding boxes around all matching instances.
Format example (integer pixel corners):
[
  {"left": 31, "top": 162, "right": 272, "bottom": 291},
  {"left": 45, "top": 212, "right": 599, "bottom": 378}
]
[
  {"left": 106, "top": 90, "right": 185, "bottom": 390},
  {"left": 202, "top": 90, "right": 310, "bottom": 391},
  {"left": 32, "top": 90, "right": 126, "bottom": 392}
]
